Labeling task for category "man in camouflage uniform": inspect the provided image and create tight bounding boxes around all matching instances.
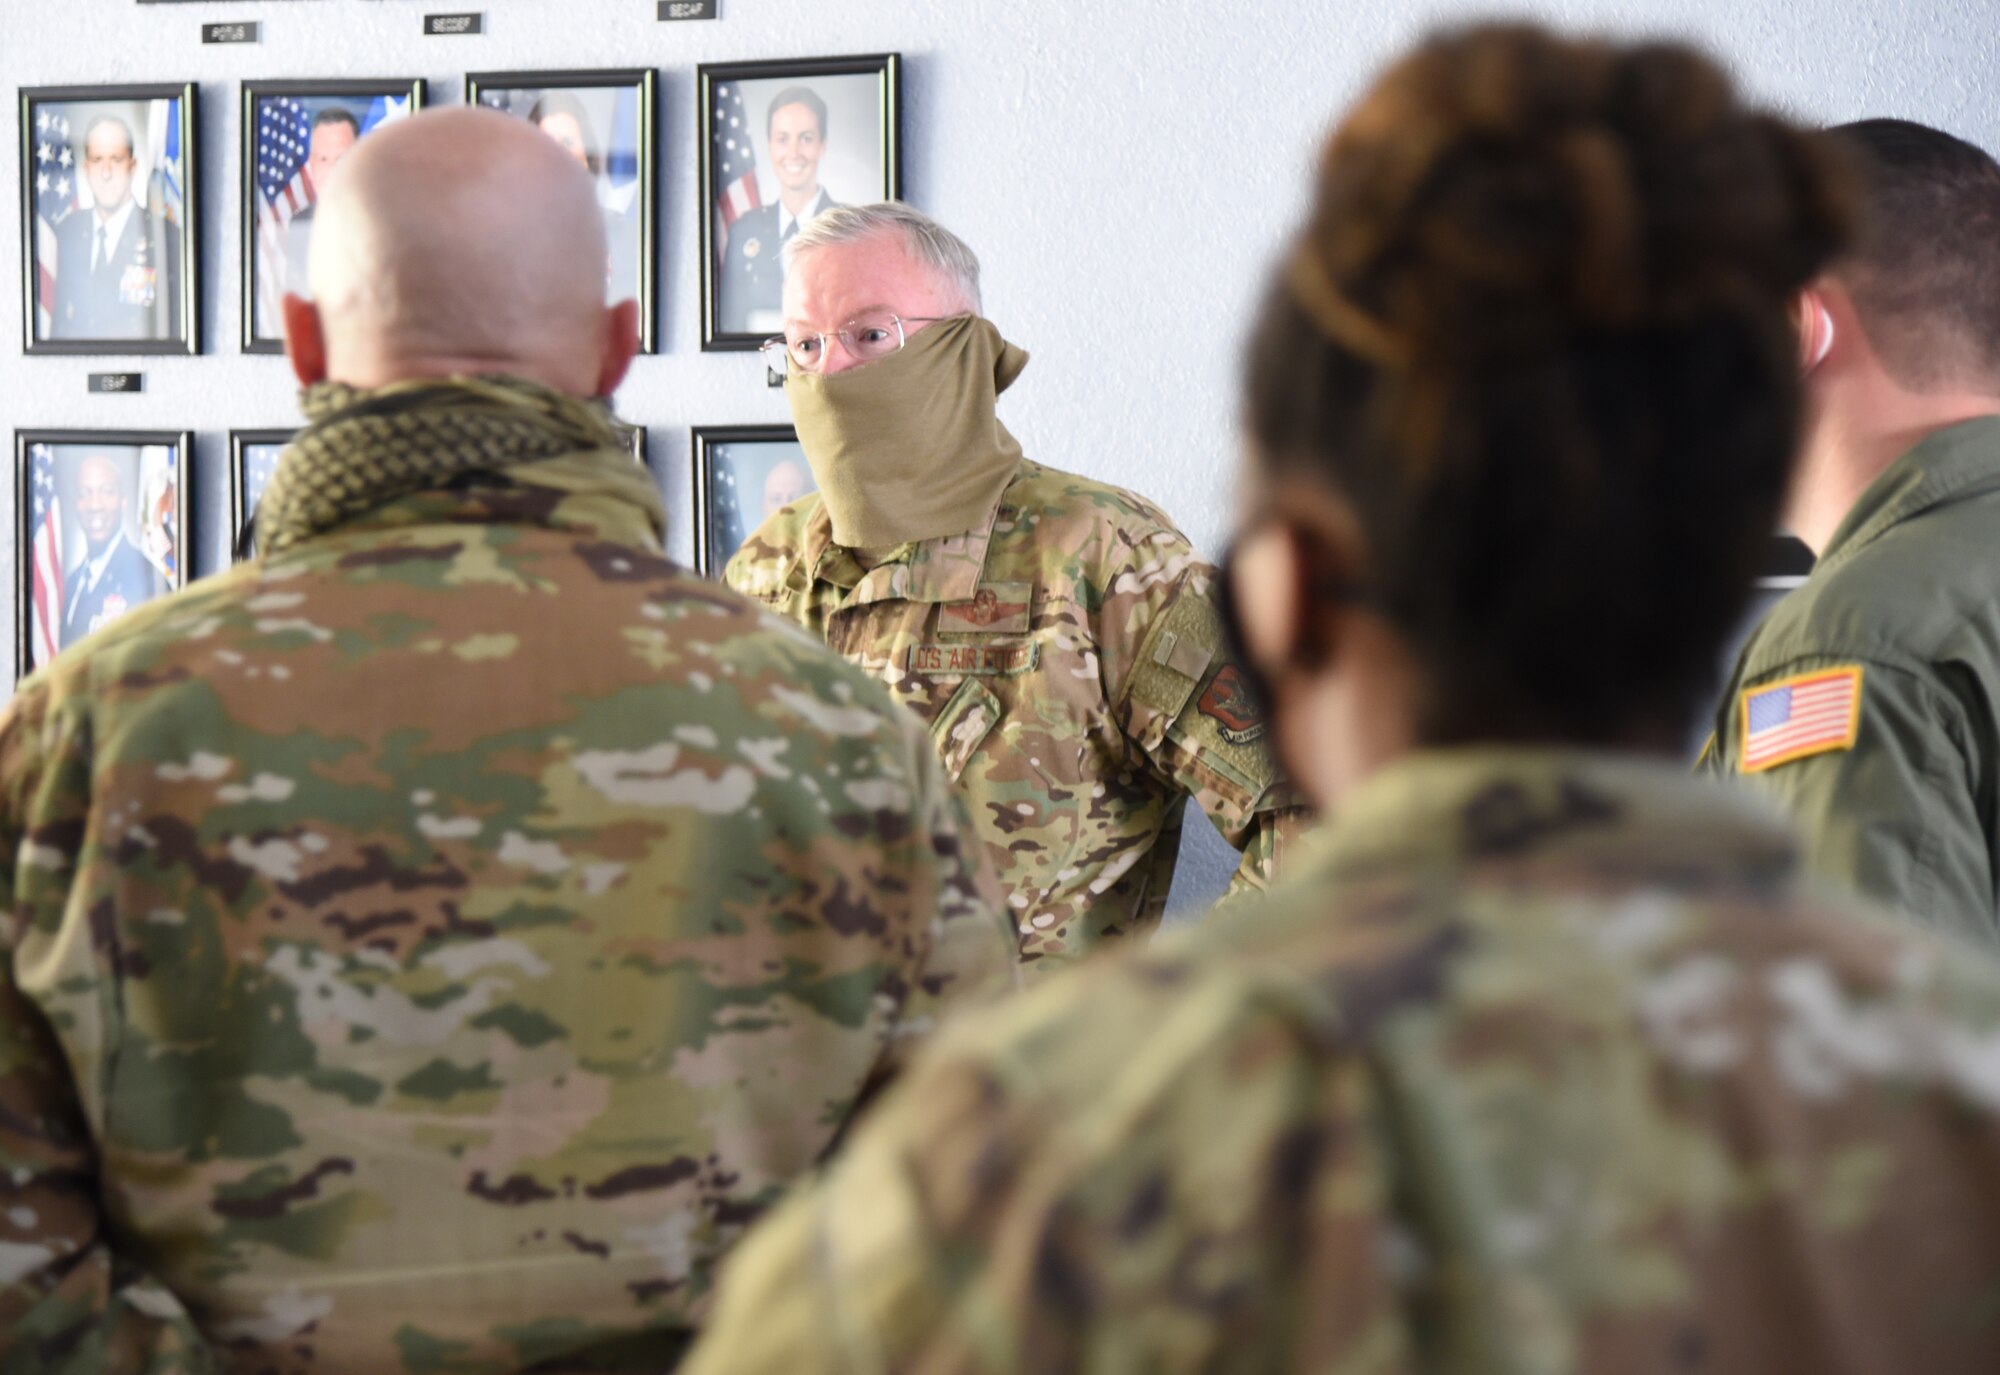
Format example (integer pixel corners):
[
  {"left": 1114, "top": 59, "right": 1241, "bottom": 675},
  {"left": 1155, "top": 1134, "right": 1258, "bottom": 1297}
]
[
  {"left": 1702, "top": 121, "right": 2000, "bottom": 945},
  {"left": 0, "top": 108, "right": 1014, "bottom": 1374},
  {"left": 728, "top": 203, "right": 1301, "bottom": 973}
]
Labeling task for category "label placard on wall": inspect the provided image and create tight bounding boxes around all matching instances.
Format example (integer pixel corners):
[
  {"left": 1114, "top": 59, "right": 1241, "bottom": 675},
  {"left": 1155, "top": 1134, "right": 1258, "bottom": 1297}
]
[
  {"left": 88, "top": 373, "right": 145, "bottom": 395},
  {"left": 424, "top": 12, "right": 485, "bottom": 35},
  {"left": 202, "top": 22, "right": 261, "bottom": 43},
  {"left": 659, "top": 0, "right": 718, "bottom": 19}
]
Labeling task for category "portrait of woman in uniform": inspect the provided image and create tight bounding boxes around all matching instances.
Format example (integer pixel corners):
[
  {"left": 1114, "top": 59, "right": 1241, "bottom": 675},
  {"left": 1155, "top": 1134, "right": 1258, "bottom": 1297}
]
[
  {"left": 467, "top": 68, "right": 658, "bottom": 353},
  {"left": 692, "top": 425, "right": 817, "bottom": 574},
  {"left": 16, "top": 430, "right": 189, "bottom": 679},
  {"left": 21, "top": 84, "right": 197, "bottom": 355},
  {"left": 698, "top": 54, "right": 901, "bottom": 350},
  {"left": 242, "top": 79, "right": 425, "bottom": 353}
]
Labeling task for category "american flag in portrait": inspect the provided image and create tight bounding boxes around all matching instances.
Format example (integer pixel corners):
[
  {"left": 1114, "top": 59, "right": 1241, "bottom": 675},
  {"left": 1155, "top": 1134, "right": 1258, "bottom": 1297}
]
[
  {"left": 29, "top": 107, "right": 77, "bottom": 339},
  {"left": 233, "top": 443, "right": 288, "bottom": 559},
  {"left": 254, "top": 95, "right": 318, "bottom": 331},
  {"left": 27, "top": 445, "right": 65, "bottom": 672},
  {"left": 713, "top": 82, "right": 761, "bottom": 265},
  {"left": 254, "top": 93, "right": 411, "bottom": 334},
  {"left": 242, "top": 444, "right": 285, "bottom": 517}
]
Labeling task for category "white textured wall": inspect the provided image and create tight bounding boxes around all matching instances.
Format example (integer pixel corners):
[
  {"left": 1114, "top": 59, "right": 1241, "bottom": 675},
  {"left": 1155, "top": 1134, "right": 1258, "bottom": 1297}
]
[{"left": 4, "top": 0, "right": 1998, "bottom": 909}]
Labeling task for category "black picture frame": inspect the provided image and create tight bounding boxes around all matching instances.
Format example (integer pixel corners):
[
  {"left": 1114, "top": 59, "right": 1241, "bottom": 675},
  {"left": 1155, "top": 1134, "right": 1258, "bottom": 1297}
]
[
  {"left": 21, "top": 83, "right": 200, "bottom": 356},
  {"left": 242, "top": 78, "right": 427, "bottom": 354},
  {"left": 16, "top": 429, "right": 192, "bottom": 681},
  {"left": 697, "top": 54, "right": 901, "bottom": 352},
  {"left": 466, "top": 68, "right": 660, "bottom": 355},
  {"left": 229, "top": 428, "right": 295, "bottom": 561},
  {"left": 690, "top": 424, "right": 812, "bottom": 576}
]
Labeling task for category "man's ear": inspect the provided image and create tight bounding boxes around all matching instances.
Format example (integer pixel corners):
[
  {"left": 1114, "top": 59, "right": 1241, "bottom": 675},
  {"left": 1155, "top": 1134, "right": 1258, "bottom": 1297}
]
[
  {"left": 1236, "top": 496, "right": 1368, "bottom": 676},
  {"left": 1796, "top": 285, "right": 1837, "bottom": 374},
  {"left": 595, "top": 300, "right": 641, "bottom": 399},
  {"left": 281, "top": 294, "right": 328, "bottom": 388}
]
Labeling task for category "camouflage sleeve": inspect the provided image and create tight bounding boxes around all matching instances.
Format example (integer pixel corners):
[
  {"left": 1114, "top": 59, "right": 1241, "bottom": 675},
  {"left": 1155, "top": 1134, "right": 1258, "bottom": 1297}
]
[
  {"left": 1724, "top": 656, "right": 1994, "bottom": 947},
  {"left": 1101, "top": 535, "right": 1305, "bottom": 898},
  {"left": 0, "top": 685, "right": 215, "bottom": 1374},
  {"left": 876, "top": 721, "right": 1020, "bottom": 1076},
  {"left": 681, "top": 968, "right": 1410, "bottom": 1374}
]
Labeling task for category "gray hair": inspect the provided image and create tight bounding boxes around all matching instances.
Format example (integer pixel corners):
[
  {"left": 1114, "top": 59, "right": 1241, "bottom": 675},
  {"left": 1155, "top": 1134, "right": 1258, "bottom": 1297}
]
[{"left": 783, "top": 201, "right": 983, "bottom": 312}]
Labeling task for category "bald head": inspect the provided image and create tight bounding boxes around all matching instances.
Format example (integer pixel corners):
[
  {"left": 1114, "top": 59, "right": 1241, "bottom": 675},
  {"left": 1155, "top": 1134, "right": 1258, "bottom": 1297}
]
[{"left": 286, "top": 107, "right": 635, "bottom": 397}]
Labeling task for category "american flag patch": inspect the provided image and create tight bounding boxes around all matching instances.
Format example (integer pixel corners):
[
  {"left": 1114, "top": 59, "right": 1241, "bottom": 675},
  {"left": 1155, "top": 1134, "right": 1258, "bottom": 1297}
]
[{"left": 1740, "top": 667, "right": 1863, "bottom": 774}]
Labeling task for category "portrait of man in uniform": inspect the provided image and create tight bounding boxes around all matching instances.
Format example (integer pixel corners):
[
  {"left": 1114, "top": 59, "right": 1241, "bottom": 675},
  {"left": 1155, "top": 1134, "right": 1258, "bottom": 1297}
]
[
  {"left": 467, "top": 69, "right": 657, "bottom": 350},
  {"left": 699, "top": 55, "right": 901, "bottom": 347},
  {"left": 17, "top": 433, "right": 187, "bottom": 677},
  {"left": 23, "top": 87, "right": 195, "bottom": 353},
  {"left": 692, "top": 426, "right": 819, "bottom": 574},
  {"left": 244, "top": 80, "right": 423, "bottom": 352},
  {"left": 280, "top": 107, "right": 361, "bottom": 308}
]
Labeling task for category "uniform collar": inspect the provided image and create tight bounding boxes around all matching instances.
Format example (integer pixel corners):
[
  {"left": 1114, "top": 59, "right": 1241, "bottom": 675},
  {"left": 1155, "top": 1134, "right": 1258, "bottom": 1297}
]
[
  {"left": 78, "top": 526, "right": 131, "bottom": 586},
  {"left": 798, "top": 459, "right": 1024, "bottom": 606},
  {"left": 92, "top": 198, "right": 138, "bottom": 261},
  {"left": 319, "top": 450, "right": 665, "bottom": 549},
  {"left": 1307, "top": 746, "right": 1803, "bottom": 895},
  {"left": 1820, "top": 416, "right": 2000, "bottom": 569}
]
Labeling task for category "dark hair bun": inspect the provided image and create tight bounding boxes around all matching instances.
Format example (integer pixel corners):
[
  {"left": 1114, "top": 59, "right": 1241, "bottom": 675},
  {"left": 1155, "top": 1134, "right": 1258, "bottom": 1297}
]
[
  {"left": 1292, "top": 25, "right": 1853, "bottom": 366},
  {"left": 1248, "top": 23, "right": 1856, "bottom": 745}
]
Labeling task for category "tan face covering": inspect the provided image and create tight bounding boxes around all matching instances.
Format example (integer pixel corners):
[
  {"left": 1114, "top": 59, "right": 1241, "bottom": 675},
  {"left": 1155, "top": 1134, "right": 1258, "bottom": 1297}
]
[{"left": 786, "top": 314, "right": 1030, "bottom": 548}]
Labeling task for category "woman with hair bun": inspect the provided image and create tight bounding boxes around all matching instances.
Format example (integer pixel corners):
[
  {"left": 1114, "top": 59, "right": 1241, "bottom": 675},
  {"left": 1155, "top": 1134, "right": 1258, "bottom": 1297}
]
[{"left": 684, "top": 25, "right": 2000, "bottom": 1374}]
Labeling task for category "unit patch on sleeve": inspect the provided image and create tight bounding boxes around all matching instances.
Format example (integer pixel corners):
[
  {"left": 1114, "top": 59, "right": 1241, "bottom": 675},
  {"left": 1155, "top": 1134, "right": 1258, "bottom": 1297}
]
[
  {"left": 1739, "top": 666, "right": 1863, "bottom": 773},
  {"left": 1197, "top": 664, "right": 1267, "bottom": 745}
]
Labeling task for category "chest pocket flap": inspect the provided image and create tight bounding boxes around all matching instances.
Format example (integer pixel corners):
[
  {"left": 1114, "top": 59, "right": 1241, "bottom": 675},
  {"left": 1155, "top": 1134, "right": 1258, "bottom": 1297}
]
[{"left": 930, "top": 676, "right": 1002, "bottom": 782}]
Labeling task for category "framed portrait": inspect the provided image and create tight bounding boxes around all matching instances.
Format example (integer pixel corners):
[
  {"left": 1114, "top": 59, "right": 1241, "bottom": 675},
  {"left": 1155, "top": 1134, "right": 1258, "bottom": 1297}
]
[
  {"left": 229, "top": 428, "right": 294, "bottom": 561},
  {"left": 467, "top": 69, "right": 658, "bottom": 354},
  {"left": 242, "top": 79, "right": 426, "bottom": 353},
  {"left": 21, "top": 84, "right": 198, "bottom": 355},
  {"left": 16, "top": 430, "right": 190, "bottom": 679},
  {"left": 698, "top": 54, "right": 901, "bottom": 351},
  {"left": 691, "top": 425, "right": 816, "bottom": 575}
]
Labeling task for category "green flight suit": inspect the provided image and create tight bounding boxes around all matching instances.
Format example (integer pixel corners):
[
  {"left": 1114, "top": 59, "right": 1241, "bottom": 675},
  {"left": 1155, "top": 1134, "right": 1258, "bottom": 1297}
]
[{"left": 1703, "top": 416, "right": 2000, "bottom": 945}]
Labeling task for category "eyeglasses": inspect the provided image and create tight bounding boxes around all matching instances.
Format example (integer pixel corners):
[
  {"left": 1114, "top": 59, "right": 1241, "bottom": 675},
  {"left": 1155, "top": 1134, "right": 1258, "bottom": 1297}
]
[{"left": 760, "top": 311, "right": 957, "bottom": 376}]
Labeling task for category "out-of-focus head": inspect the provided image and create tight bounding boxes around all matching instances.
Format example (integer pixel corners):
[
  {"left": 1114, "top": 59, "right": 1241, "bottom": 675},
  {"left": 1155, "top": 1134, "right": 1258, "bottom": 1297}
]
[
  {"left": 282, "top": 106, "right": 636, "bottom": 397},
  {"left": 781, "top": 202, "right": 981, "bottom": 375},
  {"left": 761, "top": 458, "right": 810, "bottom": 518},
  {"left": 1234, "top": 23, "right": 1852, "bottom": 777},
  {"left": 83, "top": 116, "right": 137, "bottom": 215},
  {"left": 77, "top": 453, "right": 125, "bottom": 551},
  {"left": 529, "top": 91, "right": 601, "bottom": 177},
  {"left": 766, "top": 87, "right": 827, "bottom": 195},
  {"left": 1818, "top": 120, "right": 2000, "bottom": 394},
  {"left": 307, "top": 108, "right": 360, "bottom": 186}
]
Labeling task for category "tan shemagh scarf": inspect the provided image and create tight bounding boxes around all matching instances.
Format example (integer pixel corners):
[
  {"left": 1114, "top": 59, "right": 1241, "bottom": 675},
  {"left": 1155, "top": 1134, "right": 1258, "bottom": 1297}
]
[
  {"left": 785, "top": 315, "right": 1030, "bottom": 548},
  {"left": 257, "top": 375, "right": 627, "bottom": 555}
]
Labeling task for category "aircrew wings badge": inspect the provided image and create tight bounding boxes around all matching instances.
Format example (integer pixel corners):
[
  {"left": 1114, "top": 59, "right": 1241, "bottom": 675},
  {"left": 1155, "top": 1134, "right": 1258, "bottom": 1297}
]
[{"left": 1739, "top": 667, "right": 1863, "bottom": 773}]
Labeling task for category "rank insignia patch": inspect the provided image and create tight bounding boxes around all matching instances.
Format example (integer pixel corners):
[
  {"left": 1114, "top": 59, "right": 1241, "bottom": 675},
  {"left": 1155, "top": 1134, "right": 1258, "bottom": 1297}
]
[
  {"left": 1740, "top": 667, "right": 1863, "bottom": 773},
  {"left": 938, "top": 583, "right": 1032, "bottom": 635}
]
